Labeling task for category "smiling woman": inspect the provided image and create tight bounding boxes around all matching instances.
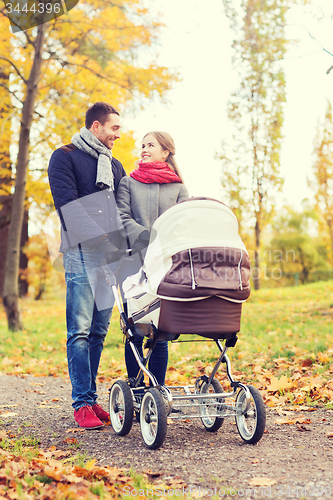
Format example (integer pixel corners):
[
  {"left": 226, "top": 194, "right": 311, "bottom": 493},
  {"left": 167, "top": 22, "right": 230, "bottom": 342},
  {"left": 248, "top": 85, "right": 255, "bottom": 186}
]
[
  {"left": 116, "top": 130, "right": 189, "bottom": 388},
  {"left": 141, "top": 134, "right": 169, "bottom": 163}
]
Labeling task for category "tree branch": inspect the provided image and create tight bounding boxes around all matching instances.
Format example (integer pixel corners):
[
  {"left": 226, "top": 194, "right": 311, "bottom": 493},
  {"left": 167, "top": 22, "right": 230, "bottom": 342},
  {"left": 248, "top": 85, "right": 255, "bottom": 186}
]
[
  {"left": 0, "top": 82, "right": 23, "bottom": 105},
  {"left": 0, "top": 56, "right": 27, "bottom": 83}
]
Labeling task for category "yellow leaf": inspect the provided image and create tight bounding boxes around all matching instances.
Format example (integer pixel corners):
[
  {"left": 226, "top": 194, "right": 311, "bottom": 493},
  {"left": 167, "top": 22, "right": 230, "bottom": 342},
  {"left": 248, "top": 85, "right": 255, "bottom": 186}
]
[
  {"left": 267, "top": 375, "right": 294, "bottom": 393},
  {"left": 85, "top": 459, "right": 96, "bottom": 470},
  {"left": 275, "top": 417, "right": 311, "bottom": 425},
  {"left": 317, "top": 352, "right": 329, "bottom": 364}
]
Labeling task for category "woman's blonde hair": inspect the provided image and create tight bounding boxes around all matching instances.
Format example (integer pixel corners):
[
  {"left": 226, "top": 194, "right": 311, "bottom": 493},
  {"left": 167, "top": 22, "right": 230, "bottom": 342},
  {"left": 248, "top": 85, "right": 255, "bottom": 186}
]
[{"left": 142, "top": 131, "right": 184, "bottom": 183}]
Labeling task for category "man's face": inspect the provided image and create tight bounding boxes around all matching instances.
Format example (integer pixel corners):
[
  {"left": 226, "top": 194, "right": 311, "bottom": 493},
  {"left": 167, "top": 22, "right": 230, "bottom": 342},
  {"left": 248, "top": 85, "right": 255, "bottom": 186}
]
[{"left": 91, "top": 113, "right": 121, "bottom": 150}]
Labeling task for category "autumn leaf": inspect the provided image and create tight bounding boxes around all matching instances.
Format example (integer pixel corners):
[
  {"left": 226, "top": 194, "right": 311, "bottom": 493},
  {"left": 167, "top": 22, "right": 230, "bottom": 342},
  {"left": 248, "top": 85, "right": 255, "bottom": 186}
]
[
  {"left": 267, "top": 375, "right": 294, "bottom": 393},
  {"left": 85, "top": 459, "right": 96, "bottom": 470},
  {"left": 275, "top": 416, "right": 311, "bottom": 425},
  {"left": 302, "top": 358, "right": 313, "bottom": 367},
  {"left": 63, "top": 438, "right": 78, "bottom": 444},
  {"left": 143, "top": 470, "right": 162, "bottom": 479},
  {"left": 249, "top": 477, "right": 277, "bottom": 487},
  {"left": 296, "top": 424, "right": 311, "bottom": 431}
]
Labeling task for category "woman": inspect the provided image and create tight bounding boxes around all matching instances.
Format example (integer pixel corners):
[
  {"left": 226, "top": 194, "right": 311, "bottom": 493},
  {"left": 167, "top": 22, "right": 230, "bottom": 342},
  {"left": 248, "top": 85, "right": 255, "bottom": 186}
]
[{"left": 116, "top": 131, "right": 189, "bottom": 386}]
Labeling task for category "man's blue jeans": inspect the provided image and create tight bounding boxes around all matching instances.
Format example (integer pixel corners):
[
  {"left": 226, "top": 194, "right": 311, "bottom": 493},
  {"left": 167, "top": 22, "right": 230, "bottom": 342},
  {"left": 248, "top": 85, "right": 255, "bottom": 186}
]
[{"left": 64, "top": 249, "right": 114, "bottom": 410}]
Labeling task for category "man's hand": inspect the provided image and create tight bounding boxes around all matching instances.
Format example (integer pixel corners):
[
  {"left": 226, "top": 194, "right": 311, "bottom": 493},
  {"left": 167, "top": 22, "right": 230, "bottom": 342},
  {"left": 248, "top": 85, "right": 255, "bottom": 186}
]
[{"left": 97, "top": 235, "right": 122, "bottom": 263}]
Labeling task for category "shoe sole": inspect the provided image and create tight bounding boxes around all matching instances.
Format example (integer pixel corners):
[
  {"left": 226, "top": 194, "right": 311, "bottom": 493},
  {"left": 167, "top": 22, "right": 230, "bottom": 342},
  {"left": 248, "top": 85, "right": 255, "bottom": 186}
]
[{"left": 76, "top": 423, "right": 104, "bottom": 430}]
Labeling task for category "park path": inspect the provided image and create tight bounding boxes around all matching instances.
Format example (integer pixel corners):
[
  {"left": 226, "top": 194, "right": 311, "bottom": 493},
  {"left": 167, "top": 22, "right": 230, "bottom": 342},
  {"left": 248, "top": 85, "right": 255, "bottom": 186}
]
[{"left": 1, "top": 374, "right": 333, "bottom": 499}]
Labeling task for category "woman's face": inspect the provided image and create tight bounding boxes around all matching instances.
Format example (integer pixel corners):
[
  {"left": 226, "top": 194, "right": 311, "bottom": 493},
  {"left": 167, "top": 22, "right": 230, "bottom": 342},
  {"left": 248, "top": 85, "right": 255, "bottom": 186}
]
[{"left": 141, "top": 134, "right": 169, "bottom": 163}]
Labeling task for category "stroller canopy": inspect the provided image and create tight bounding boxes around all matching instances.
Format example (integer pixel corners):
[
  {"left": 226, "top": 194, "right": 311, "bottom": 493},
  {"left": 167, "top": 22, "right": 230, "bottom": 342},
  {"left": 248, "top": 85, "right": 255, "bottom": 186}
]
[{"left": 124, "top": 198, "right": 250, "bottom": 304}]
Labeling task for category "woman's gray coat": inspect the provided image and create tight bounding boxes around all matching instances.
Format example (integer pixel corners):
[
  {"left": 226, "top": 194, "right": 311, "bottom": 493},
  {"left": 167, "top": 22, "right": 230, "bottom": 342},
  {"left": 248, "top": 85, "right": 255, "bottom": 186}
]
[{"left": 116, "top": 177, "right": 189, "bottom": 246}]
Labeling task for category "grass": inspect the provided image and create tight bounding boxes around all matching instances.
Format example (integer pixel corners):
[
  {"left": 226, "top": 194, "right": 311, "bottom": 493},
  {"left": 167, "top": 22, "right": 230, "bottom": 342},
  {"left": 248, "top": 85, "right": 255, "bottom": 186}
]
[
  {"left": 0, "top": 434, "right": 40, "bottom": 461},
  {"left": 0, "top": 280, "right": 333, "bottom": 382}
]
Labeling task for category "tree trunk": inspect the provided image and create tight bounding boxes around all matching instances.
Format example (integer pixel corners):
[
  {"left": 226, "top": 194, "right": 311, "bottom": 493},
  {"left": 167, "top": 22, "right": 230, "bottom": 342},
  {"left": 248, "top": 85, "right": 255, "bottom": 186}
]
[
  {"left": 2, "top": 25, "right": 45, "bottom": 331},
  {"left": 19, "top": 209, "right": 29, "bottom": 297},
  {"left": 0, "top": 196, "right": 11, "bottom": 296},
  {"left": 253, "top": 218, "right": 261, "bottom": 290},
  {"left": 0, "top": 68, "right": 13, "bottom": 298},
  {"left": 0, "top": 198, "right": 29, "bottom": 297}
]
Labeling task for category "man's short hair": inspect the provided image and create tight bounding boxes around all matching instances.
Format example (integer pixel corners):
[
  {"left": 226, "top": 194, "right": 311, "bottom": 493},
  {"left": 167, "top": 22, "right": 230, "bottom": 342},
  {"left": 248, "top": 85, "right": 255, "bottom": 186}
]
[{"left": 85, "top": 102, "right": 119, "bottom": 129}]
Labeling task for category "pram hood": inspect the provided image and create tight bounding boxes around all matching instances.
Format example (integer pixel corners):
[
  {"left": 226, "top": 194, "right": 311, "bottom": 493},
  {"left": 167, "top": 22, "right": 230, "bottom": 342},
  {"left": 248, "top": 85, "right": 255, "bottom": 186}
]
[{"left": 123, "top": 197, "right": 250, "bottom": 304}]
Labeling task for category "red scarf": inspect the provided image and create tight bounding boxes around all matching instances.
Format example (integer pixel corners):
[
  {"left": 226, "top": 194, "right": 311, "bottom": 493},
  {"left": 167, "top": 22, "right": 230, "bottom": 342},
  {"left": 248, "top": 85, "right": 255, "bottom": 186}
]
[{"left": 130, "top": 161, "right": 181, "bottom": 184}]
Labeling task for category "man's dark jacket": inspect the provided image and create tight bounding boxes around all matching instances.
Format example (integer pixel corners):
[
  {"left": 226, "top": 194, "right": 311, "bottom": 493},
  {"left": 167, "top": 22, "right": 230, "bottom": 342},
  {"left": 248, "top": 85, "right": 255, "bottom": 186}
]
[{"left": 48, "top": 143, "right": 126, "bottom": 253}]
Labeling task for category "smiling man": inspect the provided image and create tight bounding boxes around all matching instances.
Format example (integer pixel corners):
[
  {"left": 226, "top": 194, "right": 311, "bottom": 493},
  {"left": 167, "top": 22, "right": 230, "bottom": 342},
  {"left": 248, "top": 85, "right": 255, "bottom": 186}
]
[{"left": 48, "top": 102, "right": 127, "bottom": 430}]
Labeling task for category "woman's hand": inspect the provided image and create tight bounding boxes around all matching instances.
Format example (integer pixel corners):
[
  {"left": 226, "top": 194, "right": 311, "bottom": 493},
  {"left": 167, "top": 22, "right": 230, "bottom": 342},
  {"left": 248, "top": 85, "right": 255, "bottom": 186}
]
[{"left": 97, "top": 235, "right": 122, "bottom": 263}]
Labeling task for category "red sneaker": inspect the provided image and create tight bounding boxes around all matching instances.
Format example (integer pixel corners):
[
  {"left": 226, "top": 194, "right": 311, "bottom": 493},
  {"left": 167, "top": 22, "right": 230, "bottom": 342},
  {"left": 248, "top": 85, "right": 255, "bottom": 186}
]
[
  {"left": 74, "top": 405, "right": 104, "bottom": 429},
  {"left": 92, "top": 403, "right": 110, "bottom": 423}
]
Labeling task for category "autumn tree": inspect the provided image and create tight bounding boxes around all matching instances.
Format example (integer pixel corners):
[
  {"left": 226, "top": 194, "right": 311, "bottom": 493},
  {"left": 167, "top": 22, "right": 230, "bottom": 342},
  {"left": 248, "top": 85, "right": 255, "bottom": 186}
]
[
  {"left": 268, "top": 204, "right": 328, "bottom": 285},
  {"left": 0, "top": 60, "right": 13, "bottom": 296},
  {"left": 0, "top": 0, "right": 177, "bottom": 330},
  {"left": 309, "top": 100, "right": 333, "bottom": 268},
  {"left": 220, "top": 0, "right": 291, "bottom": 290}
]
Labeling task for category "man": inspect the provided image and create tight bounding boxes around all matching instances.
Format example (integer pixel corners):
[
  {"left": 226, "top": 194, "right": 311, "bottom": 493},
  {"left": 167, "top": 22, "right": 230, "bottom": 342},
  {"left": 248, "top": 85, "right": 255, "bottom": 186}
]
[{"left": 48, "top": 102, "right": 127, "bottom": 429}]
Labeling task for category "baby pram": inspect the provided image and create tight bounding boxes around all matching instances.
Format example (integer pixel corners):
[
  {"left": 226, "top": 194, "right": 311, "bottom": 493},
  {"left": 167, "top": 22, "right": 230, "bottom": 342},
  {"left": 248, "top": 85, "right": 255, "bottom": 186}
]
[{"left": 106, "top": 197, "right": 266, "bottom": 449}]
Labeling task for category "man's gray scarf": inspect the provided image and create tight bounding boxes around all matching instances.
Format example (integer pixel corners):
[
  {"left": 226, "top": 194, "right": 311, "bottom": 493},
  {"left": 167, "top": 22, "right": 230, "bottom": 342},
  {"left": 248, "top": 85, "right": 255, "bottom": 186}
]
[{"left": 72, "top": 127, "right": 114, "bottom": 190}]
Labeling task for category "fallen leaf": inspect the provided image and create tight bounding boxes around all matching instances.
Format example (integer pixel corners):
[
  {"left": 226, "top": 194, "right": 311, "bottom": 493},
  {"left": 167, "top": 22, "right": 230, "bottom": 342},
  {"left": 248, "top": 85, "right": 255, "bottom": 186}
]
[
  {"left": 249, "top": 477, "right": 276, "bottom": 487},
  {"left": 287, "top": 406, "right": 316, "bottom": 412},
  {"left": 143, "top": 470, "right": 162, "bottom": 478},
  {"left": 63, "top": 438, "right": 78, "bottom": 444},
  {"left": 296, "top": 424, "right": 311, "bottom": 432},
  {"left": 85, "top": 459, "right": 96, "bottom": 469},
  {"left": 43, "top": 466, "right": 64, "bottom": 482},
  {"left": 267, "top": 375, "right": 294, "bottom": 393}
]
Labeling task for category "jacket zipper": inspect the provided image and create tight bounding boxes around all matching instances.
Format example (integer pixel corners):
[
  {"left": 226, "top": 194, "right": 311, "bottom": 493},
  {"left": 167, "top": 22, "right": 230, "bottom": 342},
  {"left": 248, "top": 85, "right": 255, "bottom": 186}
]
[
  {"left": 188, "top": 249, "right": 197, "bottom": 289},
  {"left": 238, "top": 251, "right": 243, "bottom": 290}
]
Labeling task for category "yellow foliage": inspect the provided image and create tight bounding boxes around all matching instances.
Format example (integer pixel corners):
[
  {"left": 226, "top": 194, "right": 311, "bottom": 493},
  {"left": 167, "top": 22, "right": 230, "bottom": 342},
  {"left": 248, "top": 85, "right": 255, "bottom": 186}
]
[{"left": 0, "top": 0, "right": 178, "bottom": 209}]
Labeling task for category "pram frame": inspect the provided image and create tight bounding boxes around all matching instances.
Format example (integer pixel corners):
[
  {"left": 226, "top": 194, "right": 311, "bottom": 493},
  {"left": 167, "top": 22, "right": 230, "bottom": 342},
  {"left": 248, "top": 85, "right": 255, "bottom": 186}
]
[{"left": 106, "top": 268, "right": 266, "bottom": 449}]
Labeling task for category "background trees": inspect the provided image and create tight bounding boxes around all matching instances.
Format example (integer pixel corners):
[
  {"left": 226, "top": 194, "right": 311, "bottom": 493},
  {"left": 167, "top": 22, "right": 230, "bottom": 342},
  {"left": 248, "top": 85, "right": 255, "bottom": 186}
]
[
  {"left": 219, "top": 0, "right": 296, "bottom": 290},
  {"left": 0, "top": 0, "right": 177, "bottom": 330},
  {"left": 310, "top": 100, "right": 333, "bottom": 268},
  {"left": 266, "top": 204, "right": 329, "bottom": 286}
]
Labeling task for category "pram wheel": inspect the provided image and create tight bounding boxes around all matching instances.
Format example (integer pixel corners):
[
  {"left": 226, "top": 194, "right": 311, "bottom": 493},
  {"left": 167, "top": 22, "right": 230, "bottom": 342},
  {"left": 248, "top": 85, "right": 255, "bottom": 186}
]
[
  {"left": 198, "top": 377, "right": 224, "bottom": 432},
  {"left": 140, "top": 388, "right": 167, "bottom": 449},
  {"left": 109, "top": 381, "right": 133, "bottom": 436},
  {"left": 235, "top": 385, "right": 266, "bottom": 444}
]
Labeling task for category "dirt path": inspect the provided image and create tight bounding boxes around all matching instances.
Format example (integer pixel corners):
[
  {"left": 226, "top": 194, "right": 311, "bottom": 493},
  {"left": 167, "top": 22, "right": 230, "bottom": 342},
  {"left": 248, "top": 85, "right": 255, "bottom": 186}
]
[{"left": 1, "top": 374, "right": 333, "bottom": 499}]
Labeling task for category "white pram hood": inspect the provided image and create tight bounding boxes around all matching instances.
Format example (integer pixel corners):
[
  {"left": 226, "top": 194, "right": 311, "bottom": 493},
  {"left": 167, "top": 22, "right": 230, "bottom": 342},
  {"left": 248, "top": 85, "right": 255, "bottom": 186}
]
[{"left": 123, "top": 198, "right": 250, "bottom": 303}]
